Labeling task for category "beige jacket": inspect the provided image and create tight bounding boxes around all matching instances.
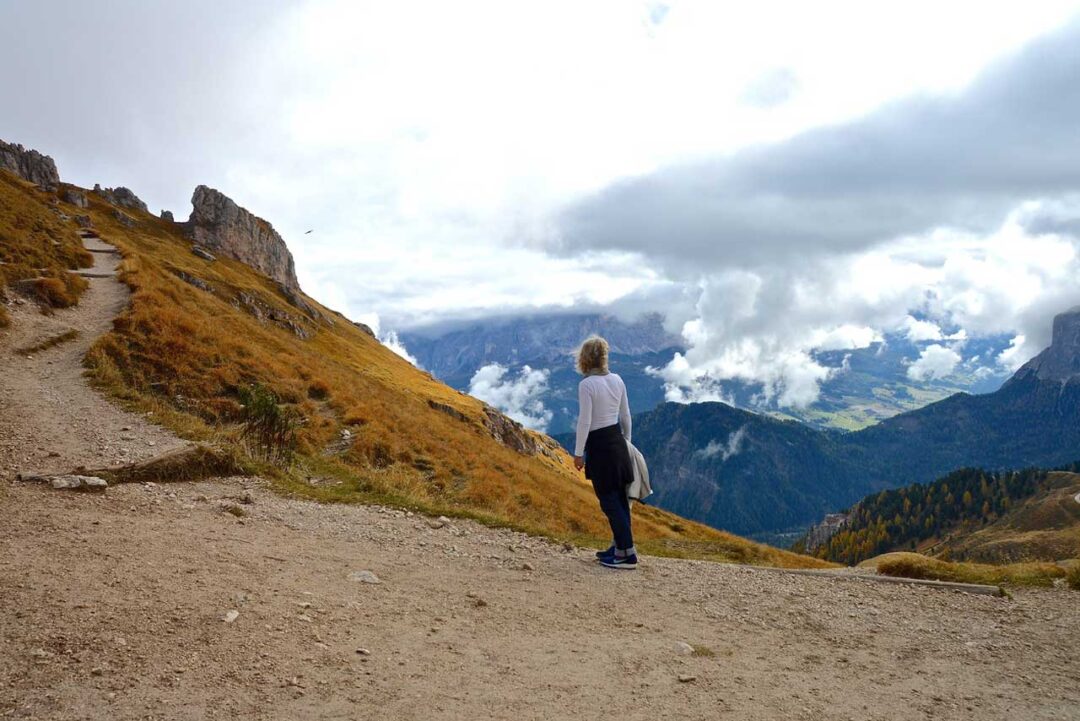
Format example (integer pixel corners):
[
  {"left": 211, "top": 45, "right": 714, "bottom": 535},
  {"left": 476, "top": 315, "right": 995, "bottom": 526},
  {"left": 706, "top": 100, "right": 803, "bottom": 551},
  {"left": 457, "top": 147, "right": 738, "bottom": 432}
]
[{"left": 626, "top": 440, "right": 652, "bottom": 501}]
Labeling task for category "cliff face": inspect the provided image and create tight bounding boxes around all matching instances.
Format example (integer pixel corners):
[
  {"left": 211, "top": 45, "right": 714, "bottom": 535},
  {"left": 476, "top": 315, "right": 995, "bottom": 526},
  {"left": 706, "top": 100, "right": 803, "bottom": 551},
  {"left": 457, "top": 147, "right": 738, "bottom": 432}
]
[
  {"left": 1007, "top": 307, "right": 1080, "bottom": 386},
  {"left": 0, "top": 140, "right": 60, "bottom": 190},
  {"left": 185, "top": 185, "right": 300, "bottom": 293}
]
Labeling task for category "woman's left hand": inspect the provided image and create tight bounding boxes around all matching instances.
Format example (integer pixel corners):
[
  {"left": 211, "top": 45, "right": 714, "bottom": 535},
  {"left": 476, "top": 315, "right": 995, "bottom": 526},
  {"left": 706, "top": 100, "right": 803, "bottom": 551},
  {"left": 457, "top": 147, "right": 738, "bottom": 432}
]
[{"left": 573, "top": 455, "right": 585, "bottom": 471}]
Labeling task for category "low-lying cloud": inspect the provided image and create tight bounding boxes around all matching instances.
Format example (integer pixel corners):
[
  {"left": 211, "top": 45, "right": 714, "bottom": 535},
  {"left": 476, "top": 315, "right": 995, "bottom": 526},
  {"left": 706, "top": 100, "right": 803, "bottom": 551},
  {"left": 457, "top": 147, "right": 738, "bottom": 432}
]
[
  {"left": 695, "top": 426, "right": 748, "bottom": 462},
  {"left": 907, "top": 344, "right": 963, "bottom": 381},
  {"left": 468, "top": 363, "right": 553, "bottom": 431}
]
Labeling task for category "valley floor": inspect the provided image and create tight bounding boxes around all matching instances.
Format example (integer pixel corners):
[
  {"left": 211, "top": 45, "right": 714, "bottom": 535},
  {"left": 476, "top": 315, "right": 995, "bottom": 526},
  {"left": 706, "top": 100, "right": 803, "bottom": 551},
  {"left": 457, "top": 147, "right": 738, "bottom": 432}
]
[{"left": 1, "top": 238, "right": 1078, "bottom": 720}]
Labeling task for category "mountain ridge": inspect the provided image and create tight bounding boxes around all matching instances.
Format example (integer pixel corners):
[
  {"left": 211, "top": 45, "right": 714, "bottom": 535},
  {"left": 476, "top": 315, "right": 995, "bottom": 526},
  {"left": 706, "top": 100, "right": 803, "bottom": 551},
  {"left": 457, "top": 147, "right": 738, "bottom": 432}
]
[{"left": 557, "top": 307, "right": 1080, "bottom": 537}]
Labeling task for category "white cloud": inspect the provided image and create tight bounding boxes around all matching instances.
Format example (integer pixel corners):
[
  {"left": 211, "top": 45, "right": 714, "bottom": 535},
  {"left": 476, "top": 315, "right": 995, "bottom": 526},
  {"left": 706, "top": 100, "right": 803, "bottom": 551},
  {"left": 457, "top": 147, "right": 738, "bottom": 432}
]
[
  {"left": 4, "top": 2, "right": 1080, "bottom": 394},
  {"left": 903, "top": 316, "right": 944, "bottom": 342},
  {"left": 346, "top": 310, "right": 420, "bottom": 366},
  {"left": 907, "top": 344, "right": 962, "bottom": 381},
  {"left": 467, "top": 364, "right": 553, "bottom": 431},
  {"left": 381, "top": 331, "right": 419, "bottom": 367},
  {"left": 649, "top": 208, "right": 1080, "bottom": 407},
  {"left": 997, "top": 335, "right": 1030, "bottom": 372},
  {"left": 695, "top": 426, "right": 748, "bottom": 461}
]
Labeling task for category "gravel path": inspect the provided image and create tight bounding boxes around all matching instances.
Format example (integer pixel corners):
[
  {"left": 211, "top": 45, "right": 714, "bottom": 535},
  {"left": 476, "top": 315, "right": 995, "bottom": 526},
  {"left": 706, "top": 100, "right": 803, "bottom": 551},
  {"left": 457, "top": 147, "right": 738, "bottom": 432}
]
[
  {"left": 1, "top": 479, "right": 1078, "bottom": 721},
  {"left": 0, "top": 236, "right": 188, "bottom": 478},
  {"left": 1, "top": 236, "right": 1078, "bottom": 720}
]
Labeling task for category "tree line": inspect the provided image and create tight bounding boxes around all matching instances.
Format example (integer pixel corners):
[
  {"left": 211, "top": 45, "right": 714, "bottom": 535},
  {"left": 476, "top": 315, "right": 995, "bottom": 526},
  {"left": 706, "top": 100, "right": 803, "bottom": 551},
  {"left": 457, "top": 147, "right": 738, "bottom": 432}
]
[{"left": 810, "top": 466, "right": 1054, "bottom": 565}]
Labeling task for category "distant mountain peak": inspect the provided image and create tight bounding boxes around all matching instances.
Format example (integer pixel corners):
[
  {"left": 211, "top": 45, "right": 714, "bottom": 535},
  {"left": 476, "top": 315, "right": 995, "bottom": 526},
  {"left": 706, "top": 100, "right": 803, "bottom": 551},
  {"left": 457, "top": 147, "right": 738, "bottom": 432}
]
[{"left": 1009, "top": 306, "right": 1080, "bottom": 386}]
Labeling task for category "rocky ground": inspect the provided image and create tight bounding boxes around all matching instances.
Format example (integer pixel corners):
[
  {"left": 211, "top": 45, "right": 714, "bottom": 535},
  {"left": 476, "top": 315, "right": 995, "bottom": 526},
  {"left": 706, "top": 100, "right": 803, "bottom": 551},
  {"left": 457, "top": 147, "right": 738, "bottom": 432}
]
[{"left": 1, "top": 240, "right": 1079, "bottom": 720}]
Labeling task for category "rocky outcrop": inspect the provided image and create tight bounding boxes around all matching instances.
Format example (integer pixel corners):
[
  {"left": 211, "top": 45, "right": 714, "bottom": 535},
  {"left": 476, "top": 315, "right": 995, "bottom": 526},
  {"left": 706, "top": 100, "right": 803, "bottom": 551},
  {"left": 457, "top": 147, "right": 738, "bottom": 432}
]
[
  {"left": 61, "top": 188, "right": 88, "bottom": 208},
  {"left": 93, "top": 184, "right": 148, "bottom": 213},
  {"left": 482, "top": 406, "right": 541, "bottom": 456},
  {"left": 232, "top": 290, "right": 311, "bottom": 339},
  {"left": 0, "top": 140, "right": 60, "bottom": 190},
  {"left": 160, "top": 210, "right": 174, "bottom": 222},
  {"left": 185, "top": 185, "right": 300, "bottom": 293},
  {"left": 1007, "top": 307, "right": 1080, "bottom": 386},
  {"left": 803, "top": 512, "right": 849, "bottom": 552}
]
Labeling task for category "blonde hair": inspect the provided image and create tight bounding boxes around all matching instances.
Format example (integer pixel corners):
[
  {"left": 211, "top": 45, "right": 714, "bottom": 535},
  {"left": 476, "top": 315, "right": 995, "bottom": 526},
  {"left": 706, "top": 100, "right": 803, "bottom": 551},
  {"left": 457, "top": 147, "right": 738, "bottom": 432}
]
[{"left": 576, "top": 336, "right": 610, "bottom": 375}]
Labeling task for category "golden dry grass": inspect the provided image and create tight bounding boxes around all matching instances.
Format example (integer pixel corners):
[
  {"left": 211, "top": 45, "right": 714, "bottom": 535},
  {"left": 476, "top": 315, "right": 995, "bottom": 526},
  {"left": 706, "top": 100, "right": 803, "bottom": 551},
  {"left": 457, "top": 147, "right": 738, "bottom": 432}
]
[
  {"left": 0, "top": 172, "right": 93, "bottom": 310},
  {"left": 862, "top": 552, "right": 1068, "bottom": 588},
  {"left": 0, "top": 176, "right": 833, "bottom": 569}
]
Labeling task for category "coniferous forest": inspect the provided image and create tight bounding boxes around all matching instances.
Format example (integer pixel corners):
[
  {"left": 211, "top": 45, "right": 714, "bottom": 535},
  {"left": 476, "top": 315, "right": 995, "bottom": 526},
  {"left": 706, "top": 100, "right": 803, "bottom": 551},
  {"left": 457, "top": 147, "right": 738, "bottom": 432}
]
[{"left": 810, "top": 464, "right": 1080, "bottom": 565}]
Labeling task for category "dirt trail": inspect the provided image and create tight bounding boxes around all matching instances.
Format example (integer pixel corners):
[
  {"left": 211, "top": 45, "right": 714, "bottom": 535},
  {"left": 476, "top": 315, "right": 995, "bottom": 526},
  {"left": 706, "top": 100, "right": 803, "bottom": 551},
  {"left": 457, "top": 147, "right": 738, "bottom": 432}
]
[
  {"left": 0, "top": 236, "right": 187, "bottom": 478},
  {"left": 1, "top": 238, "right": 1079, "bottom": 720}
]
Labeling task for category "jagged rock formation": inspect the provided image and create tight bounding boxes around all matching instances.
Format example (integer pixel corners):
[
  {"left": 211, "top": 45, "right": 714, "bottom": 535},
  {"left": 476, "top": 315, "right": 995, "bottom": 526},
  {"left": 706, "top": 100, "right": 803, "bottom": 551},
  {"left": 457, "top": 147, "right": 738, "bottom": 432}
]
[
  {"left": 0, "top": 140, "right": 60, "bottom": 190},
  {"left": 1006, "top": 307, "right": 1080, "bottom": 386},
  {"left": 160, "top": 210, "right": 174, "bottom": 222},
  {"left": 185, "top": 185, "right": 300, "bottom": 293},
  {"left": 92, "top": 184, "right": 148, "bottom": 213}
]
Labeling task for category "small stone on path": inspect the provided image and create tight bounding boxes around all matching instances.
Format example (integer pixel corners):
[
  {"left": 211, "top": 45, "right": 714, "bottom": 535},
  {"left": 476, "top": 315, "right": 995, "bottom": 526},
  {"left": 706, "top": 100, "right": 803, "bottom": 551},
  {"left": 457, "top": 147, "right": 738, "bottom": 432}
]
[
  {"left": 674, "top": 641, "right": 694, "bottom": 656},
  {"left": 678, "top": 674, "right": 697, "bottom": 683},
  {"left": 221, "top": 609, "right": 240, "bottom": 623},
  {"left": 348, "top": 570, "right": 380, "bottom": 584}
]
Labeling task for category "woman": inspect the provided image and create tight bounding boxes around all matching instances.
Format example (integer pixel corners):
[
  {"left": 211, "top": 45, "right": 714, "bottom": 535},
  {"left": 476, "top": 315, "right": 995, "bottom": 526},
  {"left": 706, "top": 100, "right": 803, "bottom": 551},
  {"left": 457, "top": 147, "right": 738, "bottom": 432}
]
[{"left": 573, "top": 336, "right": 637, "bottom": 569}]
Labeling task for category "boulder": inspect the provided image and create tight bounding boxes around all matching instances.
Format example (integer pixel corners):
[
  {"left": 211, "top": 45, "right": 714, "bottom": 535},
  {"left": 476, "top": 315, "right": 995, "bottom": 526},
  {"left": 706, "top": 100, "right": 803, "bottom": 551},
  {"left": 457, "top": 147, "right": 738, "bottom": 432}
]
[
  {"left": 60, "top": 188, "right": 88, "bottom": 208},
  {"left": 160, "top": 209, "right": 174, "bottom": 222},
  {"left": 185, "top": 185, "right": 300, "bottom": 293},
  {"left": 191, "top": 245, "right": 217, "bottom": 262},
  {"left": 0, "top": 140, "right": 60, "bottom": 190}
]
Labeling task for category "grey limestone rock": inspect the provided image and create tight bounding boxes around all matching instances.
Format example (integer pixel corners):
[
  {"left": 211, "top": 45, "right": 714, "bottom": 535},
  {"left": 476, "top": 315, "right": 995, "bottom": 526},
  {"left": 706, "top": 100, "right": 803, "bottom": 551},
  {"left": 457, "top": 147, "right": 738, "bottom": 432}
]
[
  {"left": 61, "top": 188, "right": 88, "bottom": 208},
  {"left": 94, "top": 185, "right": 148, "bottom": 213},
  {"left": 1006, "top": 307, "right": 1080, "bottom": 386},
  {"left": 0, "top": 139, "right": 60, "bottom": 190},
  {"left": 185, "top": 185, "right": 300, "bottom": 292}
]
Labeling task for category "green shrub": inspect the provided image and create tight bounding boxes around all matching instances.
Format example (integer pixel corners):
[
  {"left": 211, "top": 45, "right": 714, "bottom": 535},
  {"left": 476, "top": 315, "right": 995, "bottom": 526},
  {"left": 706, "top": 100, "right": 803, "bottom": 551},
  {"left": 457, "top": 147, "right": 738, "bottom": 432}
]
[{"left": 237, "top": 384, "right": 299, "bottom": 464}]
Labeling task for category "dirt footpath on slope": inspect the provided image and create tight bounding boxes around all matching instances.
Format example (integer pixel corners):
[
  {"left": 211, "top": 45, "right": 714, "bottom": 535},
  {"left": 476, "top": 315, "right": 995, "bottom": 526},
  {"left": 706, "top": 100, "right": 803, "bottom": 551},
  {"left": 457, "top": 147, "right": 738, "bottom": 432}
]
[
  {"left": 1, "top": 477, "right": 1078, "bottom": 721},
  {"left": 0, "top": 236, "right": 187, "bottom": 479}
]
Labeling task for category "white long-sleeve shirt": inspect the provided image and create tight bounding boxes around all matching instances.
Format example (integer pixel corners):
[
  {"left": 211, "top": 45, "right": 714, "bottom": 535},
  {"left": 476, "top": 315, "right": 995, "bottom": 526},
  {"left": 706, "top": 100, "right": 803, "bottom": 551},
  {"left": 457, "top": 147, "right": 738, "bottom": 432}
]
[{"left": 574, "top": 372, "right": 631, "bottom": 457}]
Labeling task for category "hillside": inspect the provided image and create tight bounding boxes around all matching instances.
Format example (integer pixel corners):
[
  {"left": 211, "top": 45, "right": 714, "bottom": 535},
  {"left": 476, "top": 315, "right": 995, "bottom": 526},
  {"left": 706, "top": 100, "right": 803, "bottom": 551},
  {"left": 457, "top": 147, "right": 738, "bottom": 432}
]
[
  {"left": 0, "top": 144, "right": 825, "bottom": 570},
  {"left": 933, "top": 472, "right": 1080, "bottom": 563},
  {"left": 805, "top": 467, "right": 1080, "bottom": 564}
]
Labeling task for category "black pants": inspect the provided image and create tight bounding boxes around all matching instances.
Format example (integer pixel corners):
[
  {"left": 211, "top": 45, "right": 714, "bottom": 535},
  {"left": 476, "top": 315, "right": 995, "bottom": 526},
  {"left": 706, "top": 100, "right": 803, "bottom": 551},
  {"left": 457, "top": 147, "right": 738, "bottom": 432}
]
[{"left": 585, "top": 424, "right": 634, "bottom": 552}]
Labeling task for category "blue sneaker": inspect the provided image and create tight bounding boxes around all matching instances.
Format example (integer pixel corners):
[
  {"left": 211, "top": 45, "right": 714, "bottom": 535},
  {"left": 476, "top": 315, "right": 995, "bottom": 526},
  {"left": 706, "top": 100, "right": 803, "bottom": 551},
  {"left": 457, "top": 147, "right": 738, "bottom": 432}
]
[
  {"left": 595, "top": 545, "right": 615, "bottom": 560},
  {"left": 599, "top": 553, "right": 638, "bottom": 570}
]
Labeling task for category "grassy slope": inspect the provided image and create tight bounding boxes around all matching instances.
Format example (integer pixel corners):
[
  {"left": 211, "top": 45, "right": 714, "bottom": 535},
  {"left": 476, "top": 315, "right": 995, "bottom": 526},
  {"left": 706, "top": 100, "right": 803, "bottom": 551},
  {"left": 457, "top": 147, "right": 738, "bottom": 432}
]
[
  {"left": 0, "top": 176, "right": 829, "bottom": 570},
  {"left": 926, "top": 472, "right": 1080, "bottom": 563},
  {"left": 0, "top": 171, "right": 93, "bottom": 324}
]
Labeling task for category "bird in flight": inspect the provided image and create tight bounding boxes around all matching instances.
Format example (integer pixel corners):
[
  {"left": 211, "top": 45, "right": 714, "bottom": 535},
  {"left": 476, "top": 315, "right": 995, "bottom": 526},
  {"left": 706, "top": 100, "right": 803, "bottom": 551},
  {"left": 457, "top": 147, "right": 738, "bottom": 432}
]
[{"left": 304, "top": 229, "right": 313, "bottom": 234}]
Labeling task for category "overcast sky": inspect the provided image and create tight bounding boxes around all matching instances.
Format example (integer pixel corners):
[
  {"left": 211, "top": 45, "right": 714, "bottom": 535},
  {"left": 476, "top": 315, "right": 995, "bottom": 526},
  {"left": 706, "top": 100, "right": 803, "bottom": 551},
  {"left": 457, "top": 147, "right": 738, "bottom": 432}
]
[{"left": 3, "top": 1, "right": 1080, "bottom": 407}]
